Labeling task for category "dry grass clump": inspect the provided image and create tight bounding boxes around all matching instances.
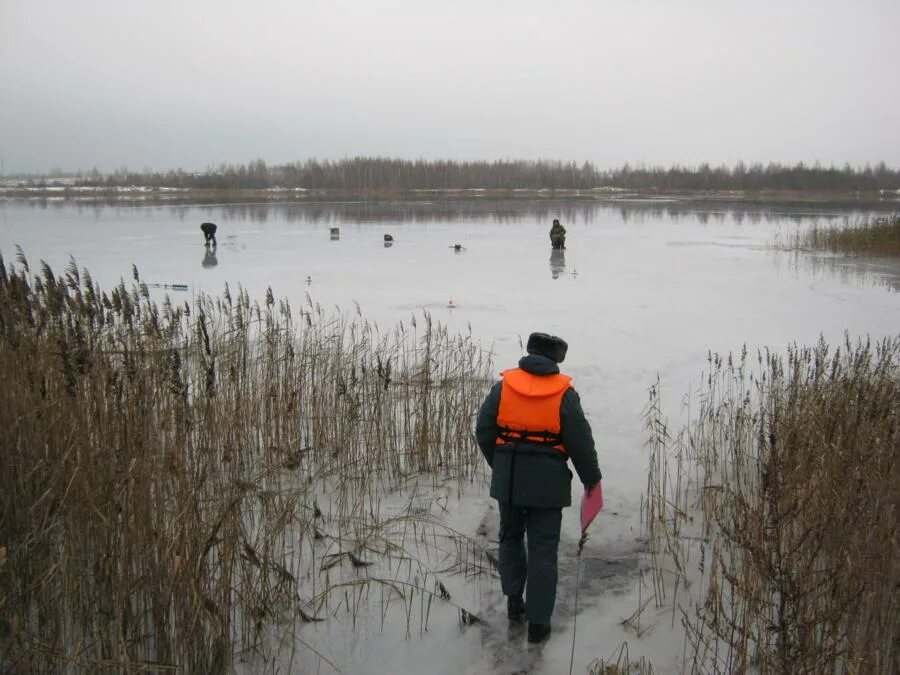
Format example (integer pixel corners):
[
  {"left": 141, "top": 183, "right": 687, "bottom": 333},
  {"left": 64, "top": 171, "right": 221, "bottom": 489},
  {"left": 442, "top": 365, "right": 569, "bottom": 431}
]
[
  {"left": 588, "top": 642, "right": 655, "bottom": 674},
  {"left": 0, "top": 249, "right": 493, "bottom": 672},
  {"left": 789, "top": 215, "right": 900, "bottom": 256},
  {"left": 642, "top": 336, "right": 899, "bottom": 673}
]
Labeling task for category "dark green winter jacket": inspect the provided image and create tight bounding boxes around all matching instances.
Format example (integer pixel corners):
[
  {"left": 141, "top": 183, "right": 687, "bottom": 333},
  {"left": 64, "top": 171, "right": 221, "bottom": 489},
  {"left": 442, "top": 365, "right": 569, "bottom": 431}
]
[{"left": 475, "top": 354, "right": 602, "bottom": 508}]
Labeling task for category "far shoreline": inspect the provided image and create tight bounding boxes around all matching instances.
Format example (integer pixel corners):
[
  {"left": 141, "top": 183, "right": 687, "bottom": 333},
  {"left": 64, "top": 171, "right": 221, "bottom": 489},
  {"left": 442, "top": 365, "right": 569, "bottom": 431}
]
[{"left": 1, "top": 186, "right": 899, "bottom": 209}]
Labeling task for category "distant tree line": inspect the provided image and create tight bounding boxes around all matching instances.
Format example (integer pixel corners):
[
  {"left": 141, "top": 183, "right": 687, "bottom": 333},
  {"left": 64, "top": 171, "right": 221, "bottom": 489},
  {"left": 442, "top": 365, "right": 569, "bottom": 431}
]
[
  {"left": 606, "top": 161, "right": 900, "bottom": 191},
  {"left": 65, "top": 159, "right": 602, "bottom": 190},
  {"left": 22, "top": 158, "right": 900, "bottom": 191}
]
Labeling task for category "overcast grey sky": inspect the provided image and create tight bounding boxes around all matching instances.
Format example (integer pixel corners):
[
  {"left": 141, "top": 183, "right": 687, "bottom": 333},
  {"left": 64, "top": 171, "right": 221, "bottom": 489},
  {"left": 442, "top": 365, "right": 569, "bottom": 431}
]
[{"left": 1, "top": 0, "right": 897, "bottom": 174}]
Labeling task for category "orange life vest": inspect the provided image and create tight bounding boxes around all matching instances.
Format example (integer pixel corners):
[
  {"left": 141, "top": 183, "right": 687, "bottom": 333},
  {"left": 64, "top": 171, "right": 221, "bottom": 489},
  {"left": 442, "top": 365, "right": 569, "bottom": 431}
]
[{"left": 496, "top": 368, "right": 572, "bottom": 453}]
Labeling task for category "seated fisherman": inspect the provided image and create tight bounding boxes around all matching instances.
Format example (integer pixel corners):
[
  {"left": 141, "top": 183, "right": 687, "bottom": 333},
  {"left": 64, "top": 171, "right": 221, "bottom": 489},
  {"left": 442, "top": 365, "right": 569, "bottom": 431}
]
[{"left": 549, "top": 219, "right": 566, "bottom": 250}]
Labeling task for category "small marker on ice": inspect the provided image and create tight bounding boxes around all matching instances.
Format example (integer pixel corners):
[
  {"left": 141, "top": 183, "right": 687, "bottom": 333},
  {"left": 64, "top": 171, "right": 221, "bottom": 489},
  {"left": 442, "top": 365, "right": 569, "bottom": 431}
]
[{"left": 447, "top": 298, "right": 456, "bottom": 308}]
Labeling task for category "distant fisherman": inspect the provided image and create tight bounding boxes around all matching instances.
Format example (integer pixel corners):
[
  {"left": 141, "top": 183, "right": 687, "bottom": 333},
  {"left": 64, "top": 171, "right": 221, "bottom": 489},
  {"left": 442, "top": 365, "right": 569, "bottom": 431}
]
[
  {"left": 549, "top": 219, "right": 566, "bottom": 250},
  {"left": 201, "top": 222, "right": 218, "bottom": 247}
]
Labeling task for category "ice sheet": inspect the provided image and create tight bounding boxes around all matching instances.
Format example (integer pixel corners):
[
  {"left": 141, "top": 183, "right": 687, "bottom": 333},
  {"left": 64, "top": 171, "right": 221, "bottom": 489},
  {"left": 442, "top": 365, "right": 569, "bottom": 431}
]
[{"left": 2, "top": 198, "right": 898, "bottom": 672}]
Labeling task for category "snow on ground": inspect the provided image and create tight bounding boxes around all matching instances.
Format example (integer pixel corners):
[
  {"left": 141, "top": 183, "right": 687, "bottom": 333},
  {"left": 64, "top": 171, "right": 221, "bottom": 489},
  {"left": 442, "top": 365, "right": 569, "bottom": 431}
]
[{"left": 2, "top": 199, "right": 898, "bottom": 673}]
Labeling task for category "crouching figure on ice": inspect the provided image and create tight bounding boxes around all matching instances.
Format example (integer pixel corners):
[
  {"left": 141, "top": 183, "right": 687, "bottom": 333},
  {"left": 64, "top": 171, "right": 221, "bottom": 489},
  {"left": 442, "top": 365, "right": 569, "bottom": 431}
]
[
  {"left": 200, "top": 222, "right": 218, "bottom": 247},
  {"left": 475, "top": 332, "right": 601, "bottom": 643}
]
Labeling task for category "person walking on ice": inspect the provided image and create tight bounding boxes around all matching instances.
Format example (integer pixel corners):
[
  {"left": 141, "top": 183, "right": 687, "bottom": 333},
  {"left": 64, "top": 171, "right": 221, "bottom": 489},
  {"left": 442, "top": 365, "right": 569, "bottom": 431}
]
[
  {"left": 475, "top": 332, "right": 601, "bottom": 643},
  {"left": 549, "top": 218, "right": 566, "bottom": 249}
]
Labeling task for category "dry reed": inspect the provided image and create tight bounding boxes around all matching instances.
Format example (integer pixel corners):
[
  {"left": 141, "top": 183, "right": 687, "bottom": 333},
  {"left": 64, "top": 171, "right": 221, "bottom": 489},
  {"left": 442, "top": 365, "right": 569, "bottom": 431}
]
[
  {"left": 641, "top": 337, "right": 899, "bottom": 673},
  {"left": 0, "top": 250, "right": 495, "bottom": 672},
  {"left": 783, "top": 215, "right": 900, "bottom": 257},
  {"left": 588, "top": 641, "right": 656, "bottom": 674}
]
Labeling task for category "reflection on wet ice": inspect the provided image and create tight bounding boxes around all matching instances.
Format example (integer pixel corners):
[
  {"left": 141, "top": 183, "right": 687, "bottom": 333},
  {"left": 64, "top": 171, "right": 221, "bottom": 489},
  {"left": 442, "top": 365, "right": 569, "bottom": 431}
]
[
  {"left": 550, "top": 248, "right": 565, "bottom": 279},
  {"left": 202, "top": 247, "right": 218, "bottom": 268}
]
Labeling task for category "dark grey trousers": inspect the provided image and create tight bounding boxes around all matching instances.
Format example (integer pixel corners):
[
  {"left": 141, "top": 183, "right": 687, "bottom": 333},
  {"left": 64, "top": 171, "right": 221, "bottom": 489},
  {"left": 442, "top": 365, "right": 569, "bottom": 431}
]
[{"left": 497, "top": 502, "right": 562, "bottom": 625}]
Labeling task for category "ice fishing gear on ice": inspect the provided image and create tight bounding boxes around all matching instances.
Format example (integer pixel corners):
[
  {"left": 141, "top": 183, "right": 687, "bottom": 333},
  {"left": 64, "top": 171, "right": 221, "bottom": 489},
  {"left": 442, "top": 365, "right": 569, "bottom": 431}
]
[{"left": 147, "top": 282, "right": 189, "bottom": 291}]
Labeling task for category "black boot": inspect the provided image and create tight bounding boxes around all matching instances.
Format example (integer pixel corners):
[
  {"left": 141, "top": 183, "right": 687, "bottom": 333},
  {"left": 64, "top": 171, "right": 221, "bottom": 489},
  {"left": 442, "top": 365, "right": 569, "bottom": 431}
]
[
  {"left": 507, "top": 595, "right": 525, "bottom": 623},
  {"left": 527, "top": 622, "right": 551, "bottom": 643}
]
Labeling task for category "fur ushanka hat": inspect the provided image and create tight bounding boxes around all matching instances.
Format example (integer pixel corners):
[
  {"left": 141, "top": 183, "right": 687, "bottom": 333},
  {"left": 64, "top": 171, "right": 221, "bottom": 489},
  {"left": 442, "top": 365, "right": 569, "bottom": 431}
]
[{"left": 526, "top": 332, "right": 568, "bottom": 363}]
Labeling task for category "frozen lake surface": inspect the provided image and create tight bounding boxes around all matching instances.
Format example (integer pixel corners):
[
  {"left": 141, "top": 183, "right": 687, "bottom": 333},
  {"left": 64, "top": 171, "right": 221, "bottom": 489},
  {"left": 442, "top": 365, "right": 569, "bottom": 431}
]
[{"left": 2, "top": 198, "right": 898, "bottom": 672}]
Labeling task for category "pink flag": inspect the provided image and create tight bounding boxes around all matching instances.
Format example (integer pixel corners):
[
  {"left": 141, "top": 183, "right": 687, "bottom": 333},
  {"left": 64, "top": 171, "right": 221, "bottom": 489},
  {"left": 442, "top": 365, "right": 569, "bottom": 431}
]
[{"left": 580, "top": 482, "right": 603, "bottom": 533}]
